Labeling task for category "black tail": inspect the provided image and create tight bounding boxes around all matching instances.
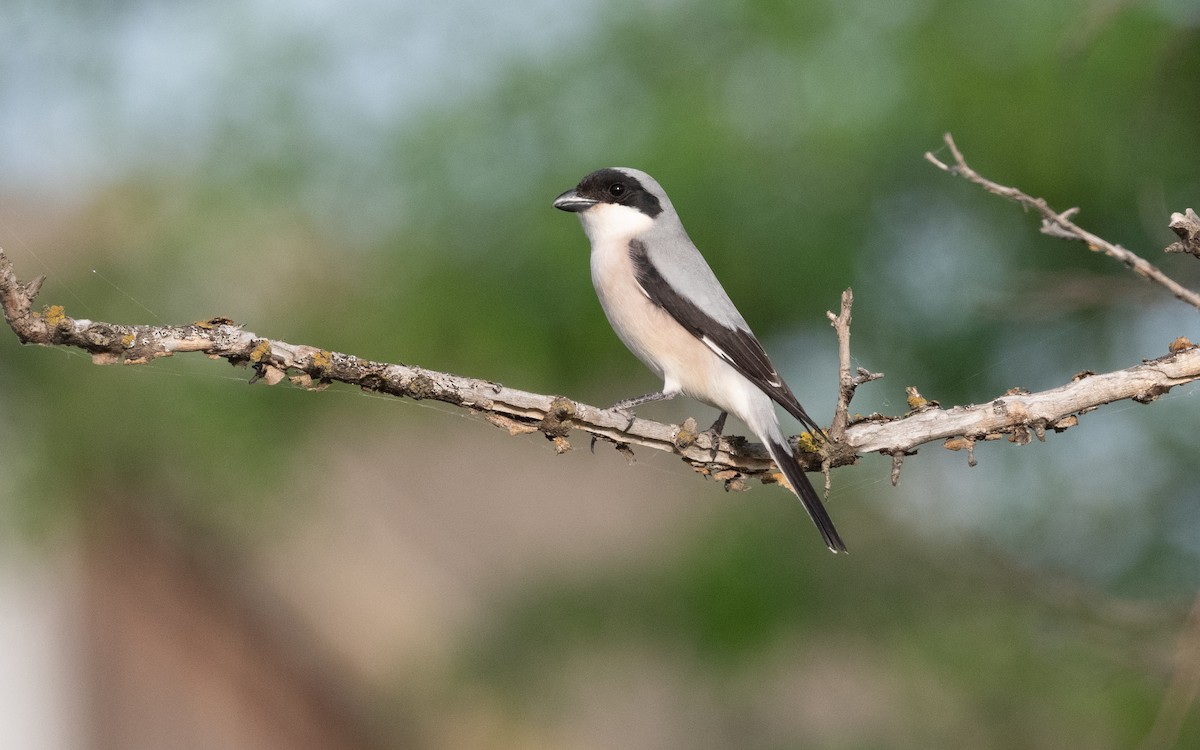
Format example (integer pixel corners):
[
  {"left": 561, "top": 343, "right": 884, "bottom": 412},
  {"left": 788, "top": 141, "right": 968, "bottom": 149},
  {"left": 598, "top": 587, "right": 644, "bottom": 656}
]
[{"left": 764, "top": 438, "right": 847, "bottom": 553}]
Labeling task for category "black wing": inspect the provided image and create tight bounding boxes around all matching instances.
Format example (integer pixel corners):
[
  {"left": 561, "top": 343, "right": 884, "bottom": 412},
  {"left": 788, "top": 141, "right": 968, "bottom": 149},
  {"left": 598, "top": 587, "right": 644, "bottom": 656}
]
[{"left": 628, "top": 240, "right": 826, "bottom": 438}]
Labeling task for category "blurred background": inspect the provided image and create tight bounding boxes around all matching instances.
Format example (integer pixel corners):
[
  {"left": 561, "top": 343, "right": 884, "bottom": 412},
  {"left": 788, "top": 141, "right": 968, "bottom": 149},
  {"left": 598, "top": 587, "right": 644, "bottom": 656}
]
[{"left": 2, "top": 0, "right": 1200, "bottom": 747}]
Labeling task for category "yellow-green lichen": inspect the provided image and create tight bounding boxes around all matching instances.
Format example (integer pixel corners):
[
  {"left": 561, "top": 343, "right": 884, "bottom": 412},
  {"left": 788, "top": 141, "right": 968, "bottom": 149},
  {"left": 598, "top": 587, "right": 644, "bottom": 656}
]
[
  {"left": 796, "top": 431, "right": 823, "bottom": 454},
  {"left": 248, "top": 339, "right": 273, "bottom": 363},
  {"left": 43, "top": 305, "right": 66, "bottom": 327},
  {"left": 310, "top": 349, "right": 333, "bottom": 371},
  {"left": 673, "top": 417, "right": 699, "bottom": 450}
]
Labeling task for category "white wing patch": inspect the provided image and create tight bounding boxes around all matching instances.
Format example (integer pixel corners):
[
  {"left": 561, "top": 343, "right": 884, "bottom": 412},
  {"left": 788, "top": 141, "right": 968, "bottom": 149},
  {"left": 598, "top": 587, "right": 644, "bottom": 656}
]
[
  {"left": 700, "top": 334, "right": 733, "bottom": 364},
  {"left": 701, "top": 334, "right": 783, "bottom": 387}
]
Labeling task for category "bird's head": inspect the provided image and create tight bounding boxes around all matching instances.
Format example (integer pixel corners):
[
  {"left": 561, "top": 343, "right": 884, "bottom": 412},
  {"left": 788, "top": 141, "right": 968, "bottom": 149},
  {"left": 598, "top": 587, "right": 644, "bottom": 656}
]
[{"left": 553, "top": 167, "right": 672, "bottom": 243}]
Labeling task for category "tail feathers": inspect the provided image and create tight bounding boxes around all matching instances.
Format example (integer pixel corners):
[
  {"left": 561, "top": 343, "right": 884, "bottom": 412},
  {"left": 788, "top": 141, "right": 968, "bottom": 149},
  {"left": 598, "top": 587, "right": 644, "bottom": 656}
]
[{"left": 764, "top": 437, "right": 847, "bottom": 554}]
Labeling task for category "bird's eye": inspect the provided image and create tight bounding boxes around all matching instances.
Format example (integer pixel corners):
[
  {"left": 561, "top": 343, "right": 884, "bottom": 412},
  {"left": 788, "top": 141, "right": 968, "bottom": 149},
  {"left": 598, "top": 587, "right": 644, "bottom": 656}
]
[{"left": 608, "top": 183, "right": 626, "bottom": 198}]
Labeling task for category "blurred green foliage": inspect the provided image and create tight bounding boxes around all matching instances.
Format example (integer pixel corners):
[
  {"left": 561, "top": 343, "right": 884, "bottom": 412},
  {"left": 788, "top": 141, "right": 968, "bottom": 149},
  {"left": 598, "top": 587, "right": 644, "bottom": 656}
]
[{"left": 454, "top": 502, "right": 1185, "bottom": 748}]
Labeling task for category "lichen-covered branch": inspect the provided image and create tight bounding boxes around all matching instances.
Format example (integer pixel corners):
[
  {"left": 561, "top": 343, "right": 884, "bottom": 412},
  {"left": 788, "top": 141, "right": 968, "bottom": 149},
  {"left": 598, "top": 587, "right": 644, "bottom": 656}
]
[
  {"left": 3, "top": 248, "right": 1199, "bottom": 493},
  {"left": 0, "top": 248, "right": 780, "bottom": 486},
  {"left": 857, "top": 349, "right": 1200, "bottom": 457}
]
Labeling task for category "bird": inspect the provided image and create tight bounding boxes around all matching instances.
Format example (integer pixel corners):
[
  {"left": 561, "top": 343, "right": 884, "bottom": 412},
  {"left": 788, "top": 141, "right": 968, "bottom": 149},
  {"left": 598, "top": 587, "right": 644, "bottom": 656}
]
[{"left": 553, "top": 167, "right": 846, "bottom": 553}]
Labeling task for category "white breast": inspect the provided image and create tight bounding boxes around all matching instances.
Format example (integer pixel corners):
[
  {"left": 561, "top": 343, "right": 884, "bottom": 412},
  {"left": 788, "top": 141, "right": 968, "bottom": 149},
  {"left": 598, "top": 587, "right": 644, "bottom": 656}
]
[{"left": 588, "top": 231, "right": 758, "bottom": 419}]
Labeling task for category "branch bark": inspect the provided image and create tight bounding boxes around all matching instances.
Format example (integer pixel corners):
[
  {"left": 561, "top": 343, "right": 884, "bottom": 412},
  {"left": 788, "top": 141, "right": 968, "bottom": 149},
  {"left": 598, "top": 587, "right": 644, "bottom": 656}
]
[{"left": 3, "top": 244, "right": 1198, "bottom": 492}]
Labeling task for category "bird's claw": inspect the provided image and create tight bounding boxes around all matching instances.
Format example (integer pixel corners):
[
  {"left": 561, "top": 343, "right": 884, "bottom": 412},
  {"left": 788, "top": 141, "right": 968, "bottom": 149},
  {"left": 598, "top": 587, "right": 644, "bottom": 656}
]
[
  {"left": 703, "top": 411, "right": 728, "bottom": 461},
  {"left": 611, "top": 405, "right": 637, "bottom": 431}
]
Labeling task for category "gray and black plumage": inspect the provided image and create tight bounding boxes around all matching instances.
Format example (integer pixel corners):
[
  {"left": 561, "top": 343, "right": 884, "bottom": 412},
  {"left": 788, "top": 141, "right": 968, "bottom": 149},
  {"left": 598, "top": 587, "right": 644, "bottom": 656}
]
[{"left": 553, "top": 167, "right": 846, "bottom": 553}]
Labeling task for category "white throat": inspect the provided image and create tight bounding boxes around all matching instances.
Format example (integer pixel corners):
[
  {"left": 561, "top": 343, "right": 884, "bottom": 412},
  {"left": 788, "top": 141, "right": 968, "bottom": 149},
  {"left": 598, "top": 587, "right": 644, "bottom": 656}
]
[{"left": 579, "top": 203, "right": 655, "bottom": 246}]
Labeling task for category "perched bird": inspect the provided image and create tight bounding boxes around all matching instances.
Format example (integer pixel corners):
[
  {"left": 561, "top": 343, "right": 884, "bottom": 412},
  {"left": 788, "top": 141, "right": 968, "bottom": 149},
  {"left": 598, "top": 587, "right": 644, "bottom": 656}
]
[{"left": 554, "top": 167, "right": 846, "bottom": 553}]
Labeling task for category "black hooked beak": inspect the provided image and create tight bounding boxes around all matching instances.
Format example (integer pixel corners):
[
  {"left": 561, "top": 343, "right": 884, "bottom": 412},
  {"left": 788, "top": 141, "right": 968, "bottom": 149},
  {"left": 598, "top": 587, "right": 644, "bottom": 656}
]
[{"left": 553, "top": 188, "right": 598, "bottom": 212}]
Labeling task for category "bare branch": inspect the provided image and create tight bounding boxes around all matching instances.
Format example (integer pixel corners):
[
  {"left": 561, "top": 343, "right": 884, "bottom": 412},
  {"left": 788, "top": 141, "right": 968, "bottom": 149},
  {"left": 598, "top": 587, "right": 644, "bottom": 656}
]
[
  {"left": 925, "top": 133, "right": 1200, "bottom": 312},
  {"left": 848, "top": 356, "right": 1200, "bottom": 456},
  {"left": 3, "top": 231, "right": 1200, "bottom": 496}
]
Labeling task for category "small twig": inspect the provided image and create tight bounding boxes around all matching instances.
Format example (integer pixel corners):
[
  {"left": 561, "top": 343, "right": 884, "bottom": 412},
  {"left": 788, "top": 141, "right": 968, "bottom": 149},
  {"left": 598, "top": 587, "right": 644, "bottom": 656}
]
[
  {"left": 925, "top": 133, "right": 1200, "bottom": 312},
  {"left": 824, "top": 289, "right": 882, "bottom": 494},
  {"left": 854, "top": 367, "right": 884, "bottom": 388},
  {"left": 826, "top": 289, "right": 883, "bottom": 442},
  {"left": 889, "top": 452, "right": 904, "bottom": 486},
  {"left": 827, "top": 288, "right": 856, "bottom": 440},
  {"left": 1166, "top": 209, "right": 1200, "bottom": 259}
]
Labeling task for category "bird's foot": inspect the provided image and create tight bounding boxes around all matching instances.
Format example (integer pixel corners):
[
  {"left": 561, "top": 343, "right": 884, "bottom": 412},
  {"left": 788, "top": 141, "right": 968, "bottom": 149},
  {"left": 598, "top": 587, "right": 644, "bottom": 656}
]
[
  {"left": 607, "top": 391, "right": 672, "bottom": 431},
  {"left": 611, "top": 405, "right": 636, "bottom": 431}
]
